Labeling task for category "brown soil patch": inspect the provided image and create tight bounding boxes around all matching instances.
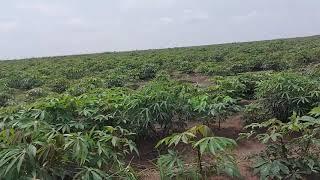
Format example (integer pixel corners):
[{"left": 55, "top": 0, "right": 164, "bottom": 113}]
[
  {"left": 235, "top": 140, "right": 264, "bottom": 180},
  {"left": 173, "top": 72, "right": 212, "bottom": 87}
]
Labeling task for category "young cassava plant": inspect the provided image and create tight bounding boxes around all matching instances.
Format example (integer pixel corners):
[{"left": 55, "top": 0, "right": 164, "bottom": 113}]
[
  {"left": 156, "top": 124, "right": 240, "bottom": 179},
  {"left": 240, "top": 106, "right": 320, "bottom": 179}
]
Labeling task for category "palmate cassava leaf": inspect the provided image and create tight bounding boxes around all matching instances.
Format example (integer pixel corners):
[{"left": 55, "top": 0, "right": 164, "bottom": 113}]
[
  {"left": 187, "top": 124, "right": 212, "bottom": 137},
  {"left": 192, "top": 137, "right": 237, "bottom": 155},
  {"left": 74, "top": 166, "right": 111, "bottom": 180},
  {"left": 310, "top": 106, "right": 320, "bottom": 117},
  {"left": 156, "top": 125, "right": 239, "bottom": 179},
  {"left": 155, "top": 132, "right": 196, "bottom": 148},
  {"left": 257, "top": 131, "right": 283, "bottom": 144},
  {"left": 253, "top": 157, "right": 289, "bottom": 180},
  {"left": 157, "top": 150, "right": 200, "bottom": 180},
  {"left": 216, "top": 154, "right": 241, "bottom": 178},
  {"left": 0, "top": 144, "right": 37, "bottom": 177},
  {"left": 156, "top": 124, "right": 215, "bottom": 148},
  {"left": 64, "top": 133, "right": 90, "bottom": 165},
  {"left": 247, "top": 107, "right": 320, "bottom": 180}
]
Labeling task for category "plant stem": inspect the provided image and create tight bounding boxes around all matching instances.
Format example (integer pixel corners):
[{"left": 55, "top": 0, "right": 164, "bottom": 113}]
[
  {"left": 280, "top": 138, "right": 288, "bottom": 160},
  {"left": 303, "top": 138, "right": 311, "bottom": 156},
  {"left": 197, "top": 147, "right": 203, "bottom": 177}
]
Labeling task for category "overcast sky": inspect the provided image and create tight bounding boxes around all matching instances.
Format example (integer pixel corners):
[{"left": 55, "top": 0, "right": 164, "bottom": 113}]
[{"left": 1, "top": 0, "right": 320, "bottom": 59}]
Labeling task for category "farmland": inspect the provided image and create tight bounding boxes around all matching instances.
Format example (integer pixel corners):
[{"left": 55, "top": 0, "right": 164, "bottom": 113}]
[{"left": 0, "top": 35, "right": 320, "bottom": 179}]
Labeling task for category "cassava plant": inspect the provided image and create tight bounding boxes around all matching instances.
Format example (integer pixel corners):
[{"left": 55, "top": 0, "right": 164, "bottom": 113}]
[
  {"left": 0, "top": 101, "right": 139, "bottom": 179},
  {"left": 124, "top": 79, "right": 195, "bottom": 136},
  {"left": 157, "top": 150, "right": 200, "bottom": 180},
  {"left": 189, "top": 94, "right": 240, "bottom": 129},
  {"left": 156, "top": 124, "right": 240, "bottom": 179},
  {"left": 240, "top": 106, "right": 320, "bottom": 179},
  {"left": 256, "top": 73, "right": 320, "bottom": 121}
]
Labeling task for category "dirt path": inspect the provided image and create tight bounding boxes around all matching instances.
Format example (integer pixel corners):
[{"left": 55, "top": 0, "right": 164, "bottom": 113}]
[
  {"left": 137, "top": 114, "right": 264, "bottom": 180},
  {"left": 235, "top": 140, "right": 264, "bottom": 180}
]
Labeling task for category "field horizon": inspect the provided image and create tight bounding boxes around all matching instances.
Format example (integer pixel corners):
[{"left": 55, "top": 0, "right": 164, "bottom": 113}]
[{"left": 2, "top": 34, "right": 320, "bottom": 61}]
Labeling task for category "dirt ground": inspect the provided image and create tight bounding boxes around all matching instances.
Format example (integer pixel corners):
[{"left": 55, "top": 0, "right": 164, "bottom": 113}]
[
  {"left": 172, "top": 72, "right": 213, "bottom": 87},
  {"left": 132, "top": 114, "right": 265, "bottom": 180}
]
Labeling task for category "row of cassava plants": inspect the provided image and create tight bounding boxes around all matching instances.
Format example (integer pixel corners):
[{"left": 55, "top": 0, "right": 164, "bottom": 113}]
[
  {"left": 0, "top": 108, "right": 138, "bottom": 179},
  {"left": 1, "top": 35, "right": 320, "bottom": 105},
  {"left": 0, "top": 78, "right": 241, "bottom": 179}
]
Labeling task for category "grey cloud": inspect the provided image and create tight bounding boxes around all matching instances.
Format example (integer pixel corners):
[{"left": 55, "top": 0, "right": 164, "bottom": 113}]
[
  {"left": 231, "top": 11, "right": 258, "bottom": 23},
  {"left": 159, "top": 17, "right": 174, "bottom": 24},
  {"left": 15, "top": 1, "right": 70, "bottom": 17},
  {"left": 0, "top": 21, "right": 18, "bottom": 33},
  {"left": 183, "top": 11, "right": 209, "bottom": 23},
  {"left": 0, "top": 0, "right": 320, "bottom": 59}
]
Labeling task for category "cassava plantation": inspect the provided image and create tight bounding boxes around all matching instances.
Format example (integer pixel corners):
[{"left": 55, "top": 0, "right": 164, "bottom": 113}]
[{"left": 1, "top": 35, "right": 320, "bottom": 179}]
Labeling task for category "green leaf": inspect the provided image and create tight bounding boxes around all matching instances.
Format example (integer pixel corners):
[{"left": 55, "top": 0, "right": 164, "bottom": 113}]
[
  {"left": 16, "top": 153, "right": 25, "bottom": 173},
  {"left": 278, "top": 162, "right": 289, "bottom": 174},
  {"left": 310, "top": 106, "right": 320, "bottom": 117},
  {"left": 111, "top": 136, "right": 119, "bottom": 147},
  {"left": 193, "top": 137, "right": 236, "bottom": 155},
  {"left": 199, "top": 138, "right": 209, "bottom": 154},
  {"left": 270, "top": 161, "right": 281, "bottom": 175},
  {"left": 27, "top": 144, "right": 37, "bottom": 157},
  {"left": 91, "top": 171, "right": 103, "bottom": 180},
  {"left": 5, "top": 155, "right": 20, "bottom": 175},
  {"left": 259, "top": 164, "right": 271, "bottom": 179},
  {"left": 312, "top": 139, "right": 320, "bottom": 147}
]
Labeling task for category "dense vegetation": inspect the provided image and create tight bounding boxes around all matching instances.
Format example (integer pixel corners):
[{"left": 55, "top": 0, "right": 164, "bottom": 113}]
[{"left": 0, "top": 35, "right": 320, "bottom": 179}]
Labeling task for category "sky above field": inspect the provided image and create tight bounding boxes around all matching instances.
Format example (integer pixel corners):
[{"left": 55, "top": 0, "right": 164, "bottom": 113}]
[{"left": 1, "top": 0, "right": 320, "bottom": 59}]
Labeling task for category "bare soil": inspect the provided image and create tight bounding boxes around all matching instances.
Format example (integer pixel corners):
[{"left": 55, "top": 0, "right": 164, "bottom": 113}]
[{"left": 173, "top": 72, "right": 213, "bottom": 87}]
